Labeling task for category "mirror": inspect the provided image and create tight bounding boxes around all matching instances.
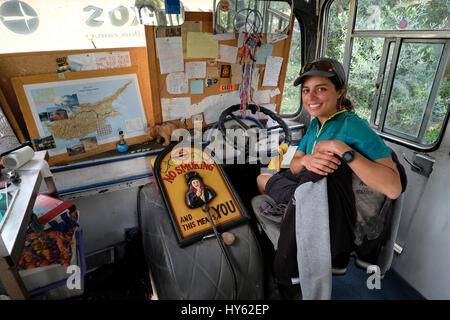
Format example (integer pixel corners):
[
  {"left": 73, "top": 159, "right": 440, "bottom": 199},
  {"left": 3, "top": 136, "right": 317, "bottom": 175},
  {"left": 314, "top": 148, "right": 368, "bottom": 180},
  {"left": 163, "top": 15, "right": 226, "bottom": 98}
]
[
  {"left": 135, "top": 0, "right": 185, "bottom": 26},
  {"left": 214, "top": 0, "right": 293, "bottom": 34}
]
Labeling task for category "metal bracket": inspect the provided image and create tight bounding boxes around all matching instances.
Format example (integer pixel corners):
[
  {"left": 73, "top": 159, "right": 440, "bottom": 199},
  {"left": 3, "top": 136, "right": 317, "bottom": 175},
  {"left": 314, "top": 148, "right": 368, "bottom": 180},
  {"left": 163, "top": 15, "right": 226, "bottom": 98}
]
[{"left": 402, "top": 153, "right": 435, "bottom": 178}]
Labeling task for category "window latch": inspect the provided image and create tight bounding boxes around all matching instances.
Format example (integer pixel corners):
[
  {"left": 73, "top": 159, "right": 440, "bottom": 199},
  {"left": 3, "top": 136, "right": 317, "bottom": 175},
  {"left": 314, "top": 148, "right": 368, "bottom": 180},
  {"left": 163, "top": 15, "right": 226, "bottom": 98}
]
[{"left": 402, "top": 153, "right": 435, "bottom": 177}]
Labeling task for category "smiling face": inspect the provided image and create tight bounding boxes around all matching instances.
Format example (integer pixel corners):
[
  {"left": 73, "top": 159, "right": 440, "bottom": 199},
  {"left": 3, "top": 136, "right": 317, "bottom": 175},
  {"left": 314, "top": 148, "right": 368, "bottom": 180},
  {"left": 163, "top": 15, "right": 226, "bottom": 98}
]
[{"left": 301, "top": 76, "right": 346, "bottom": 125}]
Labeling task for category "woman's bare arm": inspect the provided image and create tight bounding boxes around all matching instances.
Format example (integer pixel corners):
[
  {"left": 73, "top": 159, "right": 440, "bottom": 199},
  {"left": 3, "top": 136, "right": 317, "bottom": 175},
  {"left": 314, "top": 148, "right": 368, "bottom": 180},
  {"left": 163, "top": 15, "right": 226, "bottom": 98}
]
[{"left": 314, "top": 140, "right": 402, "bottom": 199}]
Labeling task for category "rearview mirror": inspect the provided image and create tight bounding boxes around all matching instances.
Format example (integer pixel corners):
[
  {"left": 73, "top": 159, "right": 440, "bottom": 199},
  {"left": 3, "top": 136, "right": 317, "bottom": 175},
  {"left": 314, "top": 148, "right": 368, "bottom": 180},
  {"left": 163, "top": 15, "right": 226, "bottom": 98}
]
[{"left": 135, "top": 0, "right": 185, "bottom": 26}]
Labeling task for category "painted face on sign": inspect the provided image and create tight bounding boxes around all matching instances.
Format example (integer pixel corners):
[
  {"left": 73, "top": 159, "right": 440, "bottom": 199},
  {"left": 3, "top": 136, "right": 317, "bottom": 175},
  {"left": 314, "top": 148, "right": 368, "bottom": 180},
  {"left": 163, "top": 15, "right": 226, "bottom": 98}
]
[{"left": 191, "top": 179, "right": 201, "bottom": 189}]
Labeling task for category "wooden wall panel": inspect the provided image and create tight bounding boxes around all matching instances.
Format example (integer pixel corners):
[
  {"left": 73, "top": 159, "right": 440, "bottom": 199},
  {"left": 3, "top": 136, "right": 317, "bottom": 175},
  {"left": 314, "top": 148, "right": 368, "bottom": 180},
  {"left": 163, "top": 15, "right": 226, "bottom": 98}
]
[{"left": 0, "top": 46, "right": 152, "bottom": 140}]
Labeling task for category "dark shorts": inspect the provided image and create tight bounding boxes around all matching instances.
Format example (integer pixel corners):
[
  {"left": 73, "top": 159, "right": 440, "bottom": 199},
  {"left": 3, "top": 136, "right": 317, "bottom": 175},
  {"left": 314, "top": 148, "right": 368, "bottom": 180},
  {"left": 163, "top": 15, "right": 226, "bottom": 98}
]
[
  {"left": 265, "top": 169, "right": 324, "bottom": 205},
  {"left": 265, "top": 169, "right": 303, "bottom": 205}
]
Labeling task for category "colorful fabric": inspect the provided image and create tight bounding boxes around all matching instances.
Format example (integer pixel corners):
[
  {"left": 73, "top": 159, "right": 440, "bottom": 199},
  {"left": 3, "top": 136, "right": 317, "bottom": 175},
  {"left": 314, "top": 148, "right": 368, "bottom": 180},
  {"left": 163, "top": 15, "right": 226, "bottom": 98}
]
[{"left": 18, "top": 210, "right": 78, "bottom": 270}]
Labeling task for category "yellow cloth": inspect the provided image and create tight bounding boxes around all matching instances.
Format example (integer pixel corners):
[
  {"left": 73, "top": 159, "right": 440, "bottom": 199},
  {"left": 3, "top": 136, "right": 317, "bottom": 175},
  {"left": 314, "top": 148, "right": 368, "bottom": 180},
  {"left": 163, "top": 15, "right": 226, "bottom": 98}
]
[{"left": 267, "top": 143, "right": 289, "bottom": 172}]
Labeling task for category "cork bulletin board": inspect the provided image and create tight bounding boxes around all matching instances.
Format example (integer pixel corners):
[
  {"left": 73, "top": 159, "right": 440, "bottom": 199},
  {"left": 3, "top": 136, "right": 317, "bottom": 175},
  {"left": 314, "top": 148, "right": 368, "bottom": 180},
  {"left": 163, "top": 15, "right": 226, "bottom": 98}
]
[
  {"left": 11, "top": 67, "right": 151, "bottom": 166},
  {"left": 145, "top": 12, "right": 295, "bottom": 129}
]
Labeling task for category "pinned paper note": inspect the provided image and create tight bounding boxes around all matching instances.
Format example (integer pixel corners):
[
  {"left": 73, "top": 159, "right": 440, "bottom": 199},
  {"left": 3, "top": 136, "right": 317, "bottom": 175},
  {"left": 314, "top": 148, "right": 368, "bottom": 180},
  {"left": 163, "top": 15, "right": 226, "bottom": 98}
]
[
  {"left": 181, "top": 21, "right": 203, "bottom": 55},
  {"left": 188, "top": 91, "right": 240, "bottom": 124},
  {"left": 186, "top": 32, "right": 218, "bottom": 58},
  {"left": 253, "top": 90, "right": 271, "bottom": 104},
  {"left": 166, "top": 72, "right": 188, "bottom": 94},
  {"left": 267, "top": 33, "right": 288, "bottom": 44},
  {"left": 270, "top": 88, "right": 281, "bottom": 97},
  {"left": 262, "top": 56, "right": 283, "bottom": 87},
  {"left": 231, "top": 63, "right": 243, "bottom": 84},
  {"left": 217, "top": 45, "right": 238, "bottom": 64},
  {"left": 190, "top": 80, "right": 204, "bottom": 94},
  {"left": 206, "top": 66, "right": 219, "bottom": 78},
  {"left": 186, "top": 61, "right": 206, "bottom": 79},
  {"left": 156, "top": 37, "right": 184, "bottom": 74},
  {"left": 68, "top": 51, "right": 131, "bottom": 71},
  {"left": 255, "top": 43, "right": 273, "bottom": 65},
  {"left": 161, "top": 97, "right": 191, "bottom": 121}
]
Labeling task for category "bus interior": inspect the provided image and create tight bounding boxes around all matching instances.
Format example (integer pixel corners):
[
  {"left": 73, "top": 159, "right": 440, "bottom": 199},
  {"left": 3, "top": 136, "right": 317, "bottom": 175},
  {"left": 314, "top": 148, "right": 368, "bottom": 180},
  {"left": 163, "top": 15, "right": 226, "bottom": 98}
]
[{"left": 0, "top": 0, "right": 449, "bottom": 301}]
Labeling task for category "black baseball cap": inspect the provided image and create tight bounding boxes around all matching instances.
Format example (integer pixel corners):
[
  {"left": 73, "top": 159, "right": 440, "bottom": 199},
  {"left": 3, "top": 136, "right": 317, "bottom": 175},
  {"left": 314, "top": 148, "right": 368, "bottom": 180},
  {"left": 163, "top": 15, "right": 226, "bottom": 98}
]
[{"left": 293, "top": 57, "right": 347, "bottom": 87}]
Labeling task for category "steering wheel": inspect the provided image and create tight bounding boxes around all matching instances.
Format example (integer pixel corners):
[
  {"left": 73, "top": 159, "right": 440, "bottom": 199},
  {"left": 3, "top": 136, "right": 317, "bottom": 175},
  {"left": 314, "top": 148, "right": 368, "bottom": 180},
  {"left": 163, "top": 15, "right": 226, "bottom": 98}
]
[{"left": 217, "top": 104, "right": 291, "bottom": 161}]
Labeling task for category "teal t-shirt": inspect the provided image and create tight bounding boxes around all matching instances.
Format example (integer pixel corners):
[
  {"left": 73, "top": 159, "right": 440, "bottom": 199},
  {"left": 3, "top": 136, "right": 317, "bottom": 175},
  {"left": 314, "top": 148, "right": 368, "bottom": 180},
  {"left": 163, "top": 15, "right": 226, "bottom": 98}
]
[{"left": 297, "top": 111, "right": 391, "bottom": 161}]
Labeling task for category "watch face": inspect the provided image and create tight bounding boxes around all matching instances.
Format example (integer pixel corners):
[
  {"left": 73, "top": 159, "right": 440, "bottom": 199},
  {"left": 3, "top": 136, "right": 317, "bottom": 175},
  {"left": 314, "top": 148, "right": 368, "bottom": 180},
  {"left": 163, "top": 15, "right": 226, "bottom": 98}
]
[{"left": 343, "top": 150, "right": 354, "bottom": 162}]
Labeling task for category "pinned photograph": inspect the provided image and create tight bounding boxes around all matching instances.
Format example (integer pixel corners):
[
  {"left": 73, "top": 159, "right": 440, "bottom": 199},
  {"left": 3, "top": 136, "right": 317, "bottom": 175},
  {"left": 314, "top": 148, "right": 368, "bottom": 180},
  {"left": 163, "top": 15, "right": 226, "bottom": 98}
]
[
  {"left": 38, "top": 112, "right": 49, "bottom": 122},
  {"left": 47, "top": 107, "right": 68, "bottom": 121},
  {"left": 66, "top": 142, "right": 86, "bottom": 156},
  {"left": 81, "top": 136, "right": 98, "bottom": 151},
  {"left": 33, "top": 135, "right": 56, "bottom": 151},
  {"left": 53, "top": 94, "right": 81, "bottom": 114}
]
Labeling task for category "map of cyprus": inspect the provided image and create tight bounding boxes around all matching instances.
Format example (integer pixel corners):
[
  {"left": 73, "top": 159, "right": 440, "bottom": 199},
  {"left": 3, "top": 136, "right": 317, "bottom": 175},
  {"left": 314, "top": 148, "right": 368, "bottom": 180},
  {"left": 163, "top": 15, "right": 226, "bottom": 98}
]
[
  {"left": 45, "top": 81, "right": 131, "bottom": 140},
  {"left": 30, "top": 75, "right": 147, "bottom": 154}
]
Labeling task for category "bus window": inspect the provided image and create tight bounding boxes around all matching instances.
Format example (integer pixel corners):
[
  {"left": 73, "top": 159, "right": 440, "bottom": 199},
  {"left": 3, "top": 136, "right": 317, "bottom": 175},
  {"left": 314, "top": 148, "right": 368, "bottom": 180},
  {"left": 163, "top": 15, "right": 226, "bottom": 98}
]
[
  {"left": 280, "top": 18, "right": 302, "bottom": 115},
  {"left": 323, "top": 0, "right": 450, "bottom": 149}
]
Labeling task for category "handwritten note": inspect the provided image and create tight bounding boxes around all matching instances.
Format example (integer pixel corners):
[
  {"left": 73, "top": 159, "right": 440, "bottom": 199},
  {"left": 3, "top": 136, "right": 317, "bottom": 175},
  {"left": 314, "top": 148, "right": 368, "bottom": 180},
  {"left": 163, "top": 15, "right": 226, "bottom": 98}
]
[
  {"left": 156, "top": 37, "right": 184, "bottom": 74},
  {"left": 161, "top": 97, "right": 191, "bottom": 121},
  {"left": 186, "top": 61, "right": 206, "bottom": 79},
  {"left": 253, "top": 90, "right": 271, "bottom": 104},
  {"left": 166, "top": 72, "right": 188, "bottom": 94},
  {"left": 217, "top": 45, "right": 238, "bottom": 64},
  {"left": 262, "top": 56, "right": 283, "bottom": 87},
  {"left": 67, "top": 51, "right": 131, "bottom": 71}
]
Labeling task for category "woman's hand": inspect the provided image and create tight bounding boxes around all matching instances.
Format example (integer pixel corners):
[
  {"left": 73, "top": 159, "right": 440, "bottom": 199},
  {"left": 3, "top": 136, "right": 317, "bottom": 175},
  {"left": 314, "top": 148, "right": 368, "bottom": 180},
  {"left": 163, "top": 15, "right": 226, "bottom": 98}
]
[
  {"left": 290, "top": 149, "right": 341, "bottom": 175},
  {"left": 301, "top": 152, "right": 341, "bottom": 176},
  {"left": 313, "top": 140, "right": 351, "bottom": 157}
]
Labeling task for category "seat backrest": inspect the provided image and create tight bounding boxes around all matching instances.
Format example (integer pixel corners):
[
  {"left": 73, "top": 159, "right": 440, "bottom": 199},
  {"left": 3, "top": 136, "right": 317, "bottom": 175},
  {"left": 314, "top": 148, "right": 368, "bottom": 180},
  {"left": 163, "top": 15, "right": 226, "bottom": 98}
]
[{"left": 352, "top": 148, "right": 407, "bottom": 276}]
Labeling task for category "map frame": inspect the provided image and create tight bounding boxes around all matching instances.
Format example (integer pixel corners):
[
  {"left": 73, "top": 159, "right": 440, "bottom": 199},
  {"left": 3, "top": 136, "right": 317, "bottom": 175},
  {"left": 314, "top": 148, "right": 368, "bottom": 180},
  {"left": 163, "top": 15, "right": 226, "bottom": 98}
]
[{"left": 12, "top": 67, "right": 151, "bottom": 166}]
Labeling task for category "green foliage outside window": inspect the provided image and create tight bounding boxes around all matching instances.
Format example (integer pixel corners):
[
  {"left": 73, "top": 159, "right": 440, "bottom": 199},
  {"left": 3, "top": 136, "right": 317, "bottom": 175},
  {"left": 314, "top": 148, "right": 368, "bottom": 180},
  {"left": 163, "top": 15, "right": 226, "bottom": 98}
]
[{"left": 324, "top": 0, "right": 449, "bottom": 145}]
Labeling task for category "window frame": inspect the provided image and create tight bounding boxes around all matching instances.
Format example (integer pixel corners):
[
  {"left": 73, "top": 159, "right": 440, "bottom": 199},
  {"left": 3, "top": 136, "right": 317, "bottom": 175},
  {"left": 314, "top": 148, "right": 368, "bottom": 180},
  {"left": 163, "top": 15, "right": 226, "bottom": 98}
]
[{"left": 319, "top": 0, "right": 450, "bottom": 152}]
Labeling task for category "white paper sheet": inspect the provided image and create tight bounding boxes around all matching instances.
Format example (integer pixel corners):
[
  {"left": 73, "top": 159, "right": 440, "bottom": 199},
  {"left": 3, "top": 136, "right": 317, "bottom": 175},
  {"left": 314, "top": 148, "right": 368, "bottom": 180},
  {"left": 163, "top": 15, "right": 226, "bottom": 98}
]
[
  {"left": 217, "top": 45, "right": 238, "bottom": 64},
  {"left": 253, "top": 90, "right": 271, "bottom": 104},
  {"left": 185, "top": 61, "right": 206, "bottom": 79},
  {"left": 156, "top": 37, "right": 184, "bottom": 74},
  {"left": 94, "top": 52, "right": 131, "bottom": 69},
  {"left": 67, "top": 51, "right": 131, "bottom": 71},
  {"left": 213, "top": 33, "right": 236, "bottom": 41},
  {"left": 161, "top": 97, "right": 191, "bottom": 121},
  {"left": 188, "top": 91, "right": 241, "bottom": 124},
  {"left": 270, "top": 88, "right": 281, "bottom": 97},
  {"left": 166, "top": 72, "right": 188, "bottom": 94},
  {"left": 125, "top": 117, "right": 144, "bottom": 132},
  {"left": 262, "top": 56, "right": 283, "bottom": 87},
  {"left": 267, "top": 33, "right": 288, "bottom": 44}
]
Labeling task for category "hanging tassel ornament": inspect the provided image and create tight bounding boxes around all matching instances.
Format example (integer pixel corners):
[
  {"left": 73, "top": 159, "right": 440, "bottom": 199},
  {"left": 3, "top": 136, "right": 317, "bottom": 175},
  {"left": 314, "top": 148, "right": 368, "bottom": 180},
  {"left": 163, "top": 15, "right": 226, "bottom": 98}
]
[{"left": 239, "top": 32, "right": 262, "bottom": 118}]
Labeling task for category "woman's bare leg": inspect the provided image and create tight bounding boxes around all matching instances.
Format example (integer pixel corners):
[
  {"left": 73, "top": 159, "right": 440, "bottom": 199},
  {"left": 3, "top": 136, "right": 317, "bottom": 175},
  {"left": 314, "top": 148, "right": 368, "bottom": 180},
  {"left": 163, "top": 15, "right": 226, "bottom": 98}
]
[{"left": 257, "top": 174, "right": 273, "bottom": 194}]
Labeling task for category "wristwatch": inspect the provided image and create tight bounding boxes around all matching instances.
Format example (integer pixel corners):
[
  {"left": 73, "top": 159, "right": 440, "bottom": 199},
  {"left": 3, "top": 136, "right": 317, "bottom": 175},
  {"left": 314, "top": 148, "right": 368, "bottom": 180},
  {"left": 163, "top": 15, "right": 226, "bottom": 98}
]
[{"left": 342, "top": 149, "right": 356, "bottom": 163}]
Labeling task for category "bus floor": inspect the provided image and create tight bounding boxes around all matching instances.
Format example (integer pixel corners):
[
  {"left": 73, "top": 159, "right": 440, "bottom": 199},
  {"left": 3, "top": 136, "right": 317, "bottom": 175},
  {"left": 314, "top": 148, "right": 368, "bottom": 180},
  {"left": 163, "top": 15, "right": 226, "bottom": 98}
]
[{"left": 331, "top": 257, "right": 425, "bottom": 300}]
